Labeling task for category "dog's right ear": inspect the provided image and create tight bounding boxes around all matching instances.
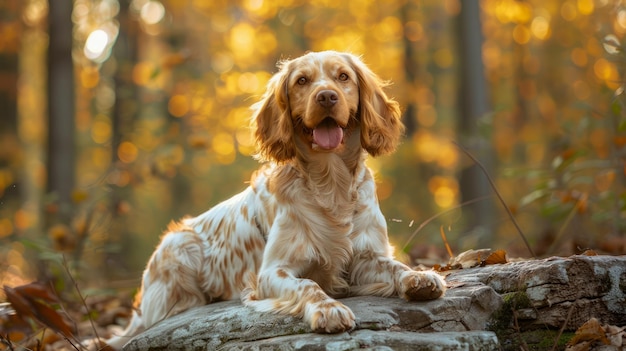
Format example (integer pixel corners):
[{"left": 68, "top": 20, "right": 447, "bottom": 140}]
[{"left": 252, "top": 60, "right": 296, "bottom": 162}]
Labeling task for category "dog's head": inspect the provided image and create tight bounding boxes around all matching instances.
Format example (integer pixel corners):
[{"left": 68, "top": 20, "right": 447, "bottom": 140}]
[{"left": 253, "top": 51, "right": 404, "bottom": 162}]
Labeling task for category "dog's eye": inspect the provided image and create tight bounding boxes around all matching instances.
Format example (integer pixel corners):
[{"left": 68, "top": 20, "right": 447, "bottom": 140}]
[
  {"left": 338, "top": 73, "right": 349, "bottom": 81},
  {"left": 297, "top": 77, "right": 307, "bottom": 85}
]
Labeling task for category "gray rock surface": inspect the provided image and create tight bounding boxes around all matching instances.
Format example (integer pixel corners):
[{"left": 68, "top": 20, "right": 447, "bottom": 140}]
[
  {"left": 122, "top": 255, "right": 626, "bottom": 351},
  {"left": 446, "top": 254, "right": 626, "bottom": 330}
]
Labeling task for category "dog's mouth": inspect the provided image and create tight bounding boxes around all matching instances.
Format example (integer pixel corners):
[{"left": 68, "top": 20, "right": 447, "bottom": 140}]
[{"left": 306, "top": 117, "right": 345, "bottom": 150}]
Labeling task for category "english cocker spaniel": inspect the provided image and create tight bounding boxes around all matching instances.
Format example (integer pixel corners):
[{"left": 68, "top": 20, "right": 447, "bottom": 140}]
[{"left": 107, "top": 51, "right": 446, "bottom": 349}]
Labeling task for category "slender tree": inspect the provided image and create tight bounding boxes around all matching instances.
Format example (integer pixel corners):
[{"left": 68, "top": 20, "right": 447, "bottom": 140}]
[
  {"left": 456, "top": 0, "right": 494, "bottom": 245},
  {"left": 47, "top": 0, "right": 75, "bottom": 223},
  {"left": 0, "top": 1, "right": 22, "bottom": 195}
]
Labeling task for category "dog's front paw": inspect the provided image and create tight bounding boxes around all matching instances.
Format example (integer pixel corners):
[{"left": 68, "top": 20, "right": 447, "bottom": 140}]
[
  {"left": 306, "top": 299, "right": 355, "bottom": 333},
  {"left": 400, "top": 270, "right": 446, "bottom": 301}
]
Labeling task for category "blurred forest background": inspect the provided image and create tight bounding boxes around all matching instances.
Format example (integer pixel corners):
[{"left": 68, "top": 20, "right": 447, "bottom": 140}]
[{"left": 0, "top": 0, "right": 625, "bottom": 293}]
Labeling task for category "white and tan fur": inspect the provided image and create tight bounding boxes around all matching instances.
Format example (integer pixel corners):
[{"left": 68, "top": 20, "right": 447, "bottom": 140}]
[{"left": 107, "top": 51, "right": 446, "bottom": 349}]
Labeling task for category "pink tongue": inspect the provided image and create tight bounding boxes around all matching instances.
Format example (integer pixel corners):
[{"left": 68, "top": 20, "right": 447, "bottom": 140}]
[{"left": 313, "top": 122, "right": 343, "bottom": 149}]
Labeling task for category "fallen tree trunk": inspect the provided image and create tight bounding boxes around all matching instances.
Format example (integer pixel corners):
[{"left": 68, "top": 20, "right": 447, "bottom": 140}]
[{"left": 122, "top": 255, "right": 626, "bottom": 351}]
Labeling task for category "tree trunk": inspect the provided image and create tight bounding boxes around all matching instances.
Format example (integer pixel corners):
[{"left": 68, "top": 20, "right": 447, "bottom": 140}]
[
  {"left": 0, "top": 1, "right": 22, "bottom": 204},
  {"left": 456, "top": 1, "right": 494, "bottom": 246},
  {"left": 47, "top": 0, "right": 75, "bottom": 224}
]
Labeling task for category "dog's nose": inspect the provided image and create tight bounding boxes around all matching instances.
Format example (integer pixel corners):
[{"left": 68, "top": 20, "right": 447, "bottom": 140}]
[{"left": 316, "top": 90, "right": 338, "bottom": 108}]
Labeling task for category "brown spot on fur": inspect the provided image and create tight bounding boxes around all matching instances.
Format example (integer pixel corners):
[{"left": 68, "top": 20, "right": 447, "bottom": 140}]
[
  {"left": 276, "top": 268, "right": 289, "bottom": 279},
  {"left": 301, "top": 284, "right": 328, "bottom": 303},
  {"left": 241, "top": 205, "right": 249, "bottom": 222},
  {"left": 215, "top": 218, "right": 225, "bottom": 235},
  {"left": 234, "top": 247, "right": 244, "bottom": 261}
]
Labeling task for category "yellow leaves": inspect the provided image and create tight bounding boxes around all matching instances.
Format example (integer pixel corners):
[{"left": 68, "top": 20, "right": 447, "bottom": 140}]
[
  {"left": 48, "top": 224, "right": 75, "bottom": 252},
  {"left": 489, "top": 0, "right": 533, "bottom": 24},
  {"left": 235, "top": 127, "right": 256, "bottom": 156},
  {"left": 433, "top": 48, "right": 454, "bottom": 69},
  {"left": 168, "top": 95, "right": 189, "bottom": 118},
  {"left": 71, "top": 190, "right": 89, "bottom": 204},
  {"left": 576, "top": 0, "right": 594, "bottom": 16},
  {"left": 211, "top": 133, "right": 235, "bottom": 157},
  {"left": 530, "top": 15, "right": 551, "bottom": 40},
  {"left": 570, "top": 48, "right": 588, "bottom": 67},
  {"left": 482, "top": 41, "right": 502, "bottom": 70},
  {"left": 373, "top": 16, "right": 403, "bottom": 43},
  {"left": 412, "top": 131, "right": 459, "bottom": 170},
  {"left": 91, "top": 115, "right": 112, "bottom": 144},
  {"left": 428, "top": 176, "right": 458, "bottom": 209},
  {"left": 404, "top": 21, "right": 423, "bottom": 42},
  {"left": 593, "top": 58, "right": 619, "bottom": 87},
  {"left": 618, "top": 9, "right": 626, "bottom": 31},
  {"left": 0, "top": 169, "right": 14, "bottom": 198},
  {"left": 237, "top": 72, "right": 262, "bottom": 94},
  {"left": 513, "top": 24, "right": 531, "bottom": 44},
  {"left": 227, "top": 23, "right": 277, "bottom": 63},
  {"left": 0, "top": 218, "right": 13, "bottom": 239},
  {"left": 152, "top": 144, "right": 186, "bottom": 176},
  {"left": 316, "top": 27, "right": 365, "bottom": 54},
  {"left": 218, "top": 71, "right": 272, "bottom": 99},
  {"left": 117, "top": 141, "right": 138, "bottom": 164},
  {"left": 229, "top": 22, "right": 256, "bottom": 58},
  {"left": 79, "top": 66, "right": 100, "bottom": 88},
  {"left": 132, "top": 61, "right": 158, "bottom": 87},
  {"left": 241, "top": 0, "right": 285, "bottom": 19},
  {"left": 560, "top": 2, "right": 578, "bottom": 21}
]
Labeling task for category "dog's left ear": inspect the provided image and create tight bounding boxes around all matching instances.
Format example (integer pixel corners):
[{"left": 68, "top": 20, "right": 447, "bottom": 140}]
[{"left": 344, "top": 54, "right": 404, "bottom": 156}]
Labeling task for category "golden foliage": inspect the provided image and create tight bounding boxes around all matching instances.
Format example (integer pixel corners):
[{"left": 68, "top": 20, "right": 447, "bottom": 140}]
[{"left": 1, "top": 0, "right": 626, "bottom": 289}]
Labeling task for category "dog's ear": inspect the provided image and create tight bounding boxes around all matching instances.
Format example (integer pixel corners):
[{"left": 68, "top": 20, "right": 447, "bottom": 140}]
[
  {"left": 344, "top": 54, "right": 404, "bottom": 157},
  {"left": 252, "top": 60, "right": 296, "bottom": 162}
]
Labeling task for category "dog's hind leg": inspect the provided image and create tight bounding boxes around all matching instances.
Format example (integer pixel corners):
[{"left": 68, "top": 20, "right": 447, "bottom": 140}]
[{"left": 106, "top": 229, "right": 207, "bottom": 349}]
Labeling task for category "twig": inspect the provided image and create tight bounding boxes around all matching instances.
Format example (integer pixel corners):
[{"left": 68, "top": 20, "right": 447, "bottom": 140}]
[
  {"left": 64, "top": 336, "right": 81, "bottom": 351},
  {"left": 546, "top": 195, "right": 585, "bottom": 256},
  {"left": 62, "top": 255, "right": 103, "bottom": 348},
  {"left": 512, "top": 309, "right": 529, "bottom": 351},
  {"left": 401, "top": 195, "right": 492, "bottom": 252},
  {"left": 551, "top": 301, "right": 575, "bottom": 351},
  {"left": 439, "top": 225, "right": 455, "bottom": 259},
  {"left": 453, "top": 141, "right": 536, "bottom": 258},
  {"left": 73, "top": 205, "right": 98, "bottom": 271},
  {"left": 1, "top": 334, "right": 15, "bottom": 351}
]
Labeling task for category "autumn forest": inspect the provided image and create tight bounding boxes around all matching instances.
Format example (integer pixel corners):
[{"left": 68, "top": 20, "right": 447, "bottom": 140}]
[{"left": 0, "top": 0, "right": 625, "bottom": 346}]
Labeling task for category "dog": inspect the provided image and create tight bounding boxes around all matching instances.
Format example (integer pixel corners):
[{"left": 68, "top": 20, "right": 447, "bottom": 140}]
[{"left": 106, "top": 51, "right": 446, "bottom": 349}]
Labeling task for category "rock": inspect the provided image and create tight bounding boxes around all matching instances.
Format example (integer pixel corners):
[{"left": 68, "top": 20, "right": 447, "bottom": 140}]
[
  {"left": 123, "top": 284, "right": 501, "bottom": 350},
  {"left": 222, "top": 330, "right": 500, "bottom": 351},
  {"left": 122, "top": 255, "right": 626, "bottom": 351},
  {"left": 446, "top": 255, "right": 626, "bottom": 330}
]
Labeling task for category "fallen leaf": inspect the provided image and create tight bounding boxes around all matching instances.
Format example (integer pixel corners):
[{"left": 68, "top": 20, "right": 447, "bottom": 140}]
[
  {"left": 482, "top": 249, "right": 508, "bottom": 266},
  {"left": 14, "top": 282, "right": 59, "bottom": 303},
  {"left": 603, "top": 324, "right": 626, "bottom": 346},
  {"left": 581, "top": 249, "right": 597, "bottom": 256},
  {"left": 3, "top": 283, "right": 76, "bottom": 338},
  {"left": 29, "top": 298, "right": 75, "bottom": 337},
  {"left": 450, "top": 249, "right": 493, "bottom": 269},
  {"left": 568, "top": 318, "right": 610, "bottom": 347},
  {"left": 3, "top": 285, "right": 36, "bottom": 322}
]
